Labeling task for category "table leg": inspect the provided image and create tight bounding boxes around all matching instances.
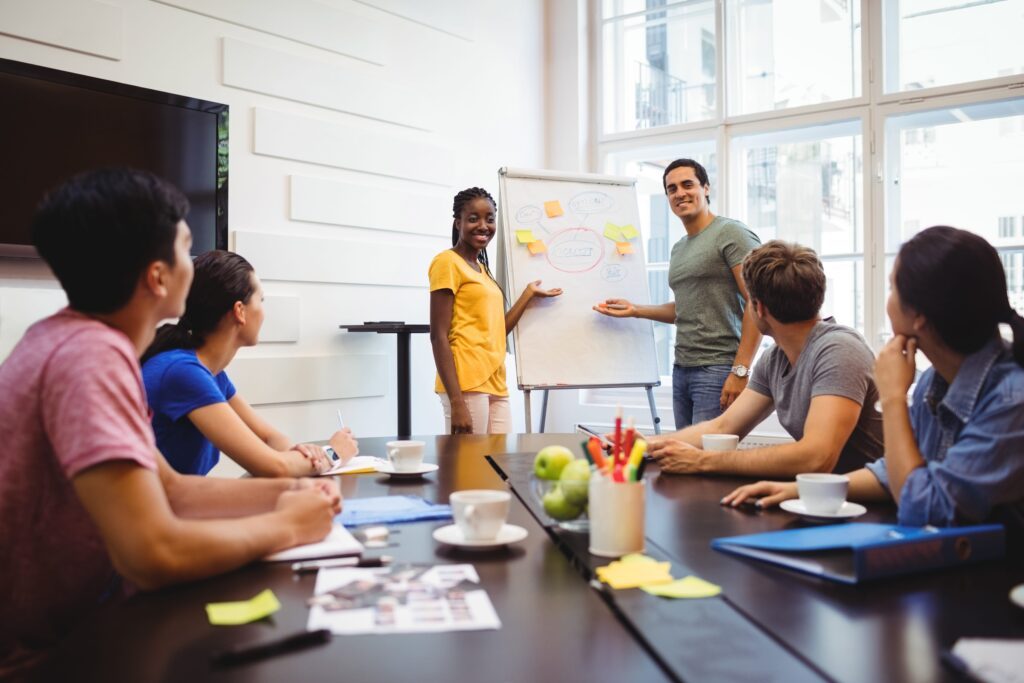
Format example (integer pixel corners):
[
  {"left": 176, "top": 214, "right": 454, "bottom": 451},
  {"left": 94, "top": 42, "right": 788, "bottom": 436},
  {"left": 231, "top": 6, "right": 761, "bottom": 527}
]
[{"left": 397, "top": 332, "right": 411, "bottom": 438}]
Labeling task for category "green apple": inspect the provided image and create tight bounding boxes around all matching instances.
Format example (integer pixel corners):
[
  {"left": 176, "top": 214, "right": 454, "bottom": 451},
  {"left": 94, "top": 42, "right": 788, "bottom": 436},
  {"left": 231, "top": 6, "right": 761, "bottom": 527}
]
[
  {"left": 559, "top": 458, "right": 591, "bottom": 506},
  {"left": 542, "top": 485, "right": 583, "bottom": 520},
  {"left": 533, "top": 445, "right": 575, "bottom": 480}
]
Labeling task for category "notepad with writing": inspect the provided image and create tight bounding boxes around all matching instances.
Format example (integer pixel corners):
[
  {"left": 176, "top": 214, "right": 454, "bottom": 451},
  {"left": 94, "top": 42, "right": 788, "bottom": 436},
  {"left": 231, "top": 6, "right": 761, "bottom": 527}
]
[
  {"left": 711, "top": 523, "right": 1005, "bottom": 584},
  {"left": 262, "top": 524, "right": 363, "bottom": 562}
]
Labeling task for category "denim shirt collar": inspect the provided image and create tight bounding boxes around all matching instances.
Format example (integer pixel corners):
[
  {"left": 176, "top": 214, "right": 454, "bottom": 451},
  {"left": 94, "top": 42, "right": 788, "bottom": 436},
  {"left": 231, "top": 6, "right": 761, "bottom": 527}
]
[{"left": 926, "top": 336, "right": 1006, "bottom": 424}]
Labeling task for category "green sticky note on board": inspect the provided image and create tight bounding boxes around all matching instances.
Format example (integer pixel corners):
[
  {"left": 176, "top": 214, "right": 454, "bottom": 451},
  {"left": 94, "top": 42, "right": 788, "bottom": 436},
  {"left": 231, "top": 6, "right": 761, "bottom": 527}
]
[
  {"left": 641, "top": 576, "right": 722, "bottom": 599},
  {"left": 603, "top": 223, "right": 624, "bottom": 241},
  {"left": 206, "top": 589, "right": 281, "bottom": 625},
  {"left": 620, "top": 224, "right": 639, "bottom": 239},
  {"left": 516, "top": 229, "right": 537, "bottom": 244}
]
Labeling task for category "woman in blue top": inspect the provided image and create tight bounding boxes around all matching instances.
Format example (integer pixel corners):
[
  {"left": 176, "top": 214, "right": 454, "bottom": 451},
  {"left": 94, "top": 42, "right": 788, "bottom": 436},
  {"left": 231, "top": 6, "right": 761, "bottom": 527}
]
[
  {"left": 142, "top": 251, "right": 358, "bottom": 476},
  {"left": 723, "top": 226, "right": 1024, "bottom": 536}
]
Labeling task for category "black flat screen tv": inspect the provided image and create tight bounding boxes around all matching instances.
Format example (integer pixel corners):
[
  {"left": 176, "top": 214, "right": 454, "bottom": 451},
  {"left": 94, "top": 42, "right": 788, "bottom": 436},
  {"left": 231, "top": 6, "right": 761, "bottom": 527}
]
[{"left": 0, "top": 58, "right": 228, "bottom": 258}]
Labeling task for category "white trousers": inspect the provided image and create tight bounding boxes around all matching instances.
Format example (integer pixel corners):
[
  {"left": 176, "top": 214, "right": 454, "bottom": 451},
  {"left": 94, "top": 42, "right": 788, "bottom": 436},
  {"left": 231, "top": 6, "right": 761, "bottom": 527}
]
[{"left": 438, "top": 392, "right": 510, "bottom": 434}]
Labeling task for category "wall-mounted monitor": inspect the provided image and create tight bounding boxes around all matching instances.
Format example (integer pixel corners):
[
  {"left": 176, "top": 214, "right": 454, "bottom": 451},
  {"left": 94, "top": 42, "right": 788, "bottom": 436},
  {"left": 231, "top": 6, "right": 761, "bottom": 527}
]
[{"left": 0, "top": 58, "right": 228, "bottom": 258}]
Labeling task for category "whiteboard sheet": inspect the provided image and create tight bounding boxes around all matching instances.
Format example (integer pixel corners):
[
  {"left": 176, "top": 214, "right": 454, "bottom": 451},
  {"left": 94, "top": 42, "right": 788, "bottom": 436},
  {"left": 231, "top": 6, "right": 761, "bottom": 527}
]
[{"left": 498, "top": 168, "right": 660, "bottom": 389}]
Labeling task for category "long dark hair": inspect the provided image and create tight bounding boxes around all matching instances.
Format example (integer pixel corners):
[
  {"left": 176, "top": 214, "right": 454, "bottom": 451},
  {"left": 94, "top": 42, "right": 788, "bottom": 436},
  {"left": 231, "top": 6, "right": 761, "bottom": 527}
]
[
  {"left": 451, "top": 187, "right": 506, "bottom": 305},
  {"left": 896, "top": 225, "right": 1024, "bottom": 367},
  {"left": 142, "top": 250, "right": 256, "bottom": 364}
]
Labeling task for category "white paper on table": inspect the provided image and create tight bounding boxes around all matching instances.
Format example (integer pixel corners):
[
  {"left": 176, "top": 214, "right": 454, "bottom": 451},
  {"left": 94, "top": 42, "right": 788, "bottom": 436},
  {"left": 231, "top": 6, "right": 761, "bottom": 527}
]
[
  {"left": 262, "top": 524, "right": 363, "bottom": 562},
  {"left": 318, "top": 454, "right": 387, "bottom": 476},
  {"left": 952, "top": 638, "right": 1024, "bottom": 683},
  {"left": 306, "top": 564, "right": 501, "bottom": 635}
]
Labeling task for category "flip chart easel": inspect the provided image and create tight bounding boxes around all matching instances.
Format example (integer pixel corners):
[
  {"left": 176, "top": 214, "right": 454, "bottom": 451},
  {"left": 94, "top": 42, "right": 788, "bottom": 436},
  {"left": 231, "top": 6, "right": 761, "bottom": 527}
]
[{"left": 497, "top": 167, "right": 661, "bottom": 434}]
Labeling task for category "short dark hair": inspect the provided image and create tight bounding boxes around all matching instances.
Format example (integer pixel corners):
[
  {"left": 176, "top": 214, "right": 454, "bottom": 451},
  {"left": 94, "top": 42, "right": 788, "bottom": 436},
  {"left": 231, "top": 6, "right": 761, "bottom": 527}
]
[
  {"left": 662, "top": 158, "right": 710, "bottom": 197},
  {"left": 31, "top": 168, "right": 189, "bottom": 314},
  {"left": 142, "top": 250, "right": 255, "bottom": 364},
  {"left": 896, "top": 225, "right": 1024, "bottom": 366},
  {"left": 742, "top": 240, "right": 826, "bottom": 323}
]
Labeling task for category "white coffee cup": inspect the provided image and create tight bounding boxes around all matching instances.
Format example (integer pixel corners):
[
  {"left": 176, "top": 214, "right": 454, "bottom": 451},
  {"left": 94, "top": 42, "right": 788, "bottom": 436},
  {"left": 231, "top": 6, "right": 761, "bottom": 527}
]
[
  {"left": 796, "top": 473, "right": 849, "bottom": 514},
  {"left": 702, "top": 434, "right": 740, "bottom": 451},
  {"left": 386, "top": 440, "right": 425, "bottom": 472},
  {"left": 450, "top": 489, "right": 510, "bottom": 541}
]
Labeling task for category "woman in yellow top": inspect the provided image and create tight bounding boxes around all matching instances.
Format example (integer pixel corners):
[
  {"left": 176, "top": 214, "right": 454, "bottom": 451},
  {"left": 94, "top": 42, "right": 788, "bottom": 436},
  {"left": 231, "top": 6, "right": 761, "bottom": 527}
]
[{"left": 429, "top": 187, "right": 562, "bottom": 434}]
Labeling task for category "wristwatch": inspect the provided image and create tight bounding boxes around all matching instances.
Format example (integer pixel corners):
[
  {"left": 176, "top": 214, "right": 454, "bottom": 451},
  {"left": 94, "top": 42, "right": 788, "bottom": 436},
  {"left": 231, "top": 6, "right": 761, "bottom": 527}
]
[{"left": 731, "top": 364, "right": 749, "bottom": 378}]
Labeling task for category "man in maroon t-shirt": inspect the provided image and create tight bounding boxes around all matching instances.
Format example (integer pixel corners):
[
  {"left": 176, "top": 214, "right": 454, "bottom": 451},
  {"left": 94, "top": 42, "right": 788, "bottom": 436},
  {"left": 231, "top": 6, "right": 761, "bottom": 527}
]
[{"left": 0, "top": 169, "right": 341, "bottom": 675}]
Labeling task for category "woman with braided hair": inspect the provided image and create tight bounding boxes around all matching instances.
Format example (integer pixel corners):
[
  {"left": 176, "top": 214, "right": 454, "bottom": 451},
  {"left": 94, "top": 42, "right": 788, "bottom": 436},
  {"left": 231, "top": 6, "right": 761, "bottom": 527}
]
[
  {"left": 141, "top": 250, "right": 358, "bottom": 475},
  {"left": 429, "top": 187, "right": 562, "bottom": 434},
  {"left": 725, "top": 226, "right": 1024, "bottom": 539}
]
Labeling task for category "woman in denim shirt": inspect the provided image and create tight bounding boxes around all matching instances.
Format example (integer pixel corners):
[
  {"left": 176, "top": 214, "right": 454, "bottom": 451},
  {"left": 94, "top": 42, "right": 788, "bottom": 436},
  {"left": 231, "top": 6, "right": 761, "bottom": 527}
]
[{"left": 724, "top": 226, "right": 1024, "bottom": 536}]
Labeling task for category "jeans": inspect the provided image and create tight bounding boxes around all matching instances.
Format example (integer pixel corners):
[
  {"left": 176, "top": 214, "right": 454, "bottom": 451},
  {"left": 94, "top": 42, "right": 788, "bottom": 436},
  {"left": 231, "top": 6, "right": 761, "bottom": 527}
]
[{"left": 672, "top": 364, "right": 731, "bottom": 429}]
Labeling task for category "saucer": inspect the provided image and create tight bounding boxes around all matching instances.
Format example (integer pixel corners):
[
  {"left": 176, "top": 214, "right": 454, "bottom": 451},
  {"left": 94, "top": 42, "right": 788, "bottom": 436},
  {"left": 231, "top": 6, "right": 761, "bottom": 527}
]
[
  {"left": 432, "top": 523, "right": 527, "bottom": 549},
  {"left": 780, "top": 499, "right": 867, "bottom": 522},
  {"left": 1011, "top": 584, "right": 1024, "bottom": 609},
  {"left": 375, "top": 462, "right": 439, "bottom": 479}
]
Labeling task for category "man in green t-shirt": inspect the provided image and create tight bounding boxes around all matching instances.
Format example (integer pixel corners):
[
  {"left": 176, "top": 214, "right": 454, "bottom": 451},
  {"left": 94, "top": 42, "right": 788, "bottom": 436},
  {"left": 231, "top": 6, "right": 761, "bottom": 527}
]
[{"left": 595, "top": 159, "right": 762, "bottom": 428}]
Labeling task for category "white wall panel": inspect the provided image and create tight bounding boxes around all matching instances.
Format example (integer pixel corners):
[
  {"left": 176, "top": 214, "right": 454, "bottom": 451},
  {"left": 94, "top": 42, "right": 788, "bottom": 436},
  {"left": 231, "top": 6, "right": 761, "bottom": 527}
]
[
  {"left": 222, "top": 38, "right": 434, "bottom": 131},
  {"left": 227, "top": 353, "right": 386, "bottom": 405},
  {"left": 0, "top": 0, "right": 122, "bottom": 60},
  {"left": 259, "top": 295, "right": 300, "bottom": 342},
  {"left": 253, "top": 108, "right": 451, "bottom": 185},
  {"left": 0, "top": 287, "right": 67, "bottom": 361},
  {"left": 152, "top": 0, "right": 387, "bottom": 65},
  {"left": 233, "top": 230, "right": 433, "bottom": 288},
  {"left": 354, "top": 0, "right": 473, "bottom": 40},
  {"left": 290, "top": 175, "right": 450, "bottom": 237}
]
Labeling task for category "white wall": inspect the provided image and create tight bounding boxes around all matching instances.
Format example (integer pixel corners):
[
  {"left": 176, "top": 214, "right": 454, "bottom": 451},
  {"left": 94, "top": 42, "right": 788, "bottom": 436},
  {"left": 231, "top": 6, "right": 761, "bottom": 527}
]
[{"left": 0, "top": 0, "right": 547, "bottom": 470}]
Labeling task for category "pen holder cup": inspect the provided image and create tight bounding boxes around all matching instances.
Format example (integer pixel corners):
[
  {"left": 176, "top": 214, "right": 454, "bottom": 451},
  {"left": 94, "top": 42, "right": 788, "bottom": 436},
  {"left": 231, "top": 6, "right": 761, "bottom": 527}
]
[{"left": 588, "top": 475, "right": 645, "bottom": 558}]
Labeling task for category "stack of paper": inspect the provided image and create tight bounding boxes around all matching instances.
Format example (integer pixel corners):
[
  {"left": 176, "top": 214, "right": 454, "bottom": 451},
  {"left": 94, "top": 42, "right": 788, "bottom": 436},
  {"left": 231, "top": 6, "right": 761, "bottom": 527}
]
[{"left": 319, "top": 454, "right": 387, "bottom": 476}]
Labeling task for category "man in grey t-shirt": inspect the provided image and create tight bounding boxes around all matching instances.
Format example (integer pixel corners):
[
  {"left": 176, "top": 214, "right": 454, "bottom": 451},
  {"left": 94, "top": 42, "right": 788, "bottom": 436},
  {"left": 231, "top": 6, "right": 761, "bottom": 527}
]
[
  {"left": 647, "top": 241, "right": 883, "bottom": 477},
  {"left": 595, "top": 159, "right": 762, "bottom": 429}
]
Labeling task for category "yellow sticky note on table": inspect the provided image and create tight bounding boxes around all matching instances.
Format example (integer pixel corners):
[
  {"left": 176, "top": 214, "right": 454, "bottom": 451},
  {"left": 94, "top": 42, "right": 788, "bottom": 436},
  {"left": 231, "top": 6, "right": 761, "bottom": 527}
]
[
  {"left": 616, "top": 242, "right": 634, "bottom": 255},
  {"left": 527, "top": 240, "right": 547, "bottom": 255},
  {"left": 544, "top": 200, "right": 563, "bottom": 218},
  {"left": 516, "top": 229, "right": 537, "bottom": 244},
  {"left": 619, "top": 553, "right": 658, "bottom": 565},
  {"left": 596, "top": 559, "right": 674, "bottom": 589},
  {"left": 206, "top": 589, "right": 281, "bottom": 626},
  {"left": 641, "top": 576, "right": 722, "bottom": 599},
  {"left": 603, "top": 223, "right": 624, "bottom": 241},
  {"left": 620, "top": 224, "right": 639, "bottom": 239}
]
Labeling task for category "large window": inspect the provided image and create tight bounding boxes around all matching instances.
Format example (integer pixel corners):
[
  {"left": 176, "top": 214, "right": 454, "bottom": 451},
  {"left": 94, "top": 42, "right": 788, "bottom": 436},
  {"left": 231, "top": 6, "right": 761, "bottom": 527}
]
[{"left": 596, "top": 0, "right": 1024, "bottom": 413}]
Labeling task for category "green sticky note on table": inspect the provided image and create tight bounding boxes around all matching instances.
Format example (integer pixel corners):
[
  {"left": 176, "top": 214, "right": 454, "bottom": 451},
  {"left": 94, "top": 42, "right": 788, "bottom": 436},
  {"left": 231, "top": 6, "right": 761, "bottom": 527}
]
[
  {"left": 603, "top": 223, "right": 624, "bottom": 241},
  {"left": 516, "top": 229, "right": 537, "bottom": 244},
  {"left": 620, "top": 224, "right": 639, "bottom": 239},
  {"left": 641, "top": 576, "right": 722, "bottom": 599},
  {"left": 206, "top": 588, "right": 281, "bottom": 625}
]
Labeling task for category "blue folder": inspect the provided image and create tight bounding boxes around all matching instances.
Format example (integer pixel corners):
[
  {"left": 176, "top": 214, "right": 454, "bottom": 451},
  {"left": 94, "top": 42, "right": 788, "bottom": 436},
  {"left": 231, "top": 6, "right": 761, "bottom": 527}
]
[
  {"left": 338, "top": 495, "right": 452, "bottom": 527},
  {"left": 711, "top": 523, "right": 1005, "bottom": 584}
]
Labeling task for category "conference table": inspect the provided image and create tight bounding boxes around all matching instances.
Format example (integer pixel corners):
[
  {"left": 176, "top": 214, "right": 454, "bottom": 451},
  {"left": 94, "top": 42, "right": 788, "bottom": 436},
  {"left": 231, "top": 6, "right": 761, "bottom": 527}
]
[{"left": 35, "top": 434, "right": 1024, "bottom": 682}]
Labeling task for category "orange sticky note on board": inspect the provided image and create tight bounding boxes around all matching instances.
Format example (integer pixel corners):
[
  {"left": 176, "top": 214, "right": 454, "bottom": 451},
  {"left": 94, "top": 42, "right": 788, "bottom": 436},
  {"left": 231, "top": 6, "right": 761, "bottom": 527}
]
[
  {"left": 544, "top": 200, "right": 564, "bottom": 218},
  {"left": 616, "top": 242, "right": 634, "bottom": 255},
  {"left": 516, "top": 230, "right": 537, "bottom": 244},
  {"left": 527, "top": 240, "right": 547, "bottom": 255}
]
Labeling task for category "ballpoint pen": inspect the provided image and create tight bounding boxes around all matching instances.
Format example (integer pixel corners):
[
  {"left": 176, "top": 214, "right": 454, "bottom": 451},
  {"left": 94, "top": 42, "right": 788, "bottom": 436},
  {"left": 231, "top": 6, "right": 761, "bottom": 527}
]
[
  {"left": 210, "top": 629, "right": 332, "bottom": 667},
  {"left": 291, "top": 555, "right": 392, "bottom": 573}
]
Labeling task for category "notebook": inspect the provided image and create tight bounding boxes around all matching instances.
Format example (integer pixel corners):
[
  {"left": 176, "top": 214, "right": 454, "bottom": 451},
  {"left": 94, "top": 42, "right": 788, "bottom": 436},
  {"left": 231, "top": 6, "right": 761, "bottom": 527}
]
[{"left": 262, "top": 524, "right": 364, "bottom": 562}]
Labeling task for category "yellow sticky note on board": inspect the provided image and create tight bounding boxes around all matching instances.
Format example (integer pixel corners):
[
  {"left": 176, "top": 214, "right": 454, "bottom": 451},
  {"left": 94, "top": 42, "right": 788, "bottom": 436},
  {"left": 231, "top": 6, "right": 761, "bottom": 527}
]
[
  {"left": 620, "top": 224, "right": 639, "bottom": 239},
  {"left": 544, "top": 200, "right": 563, "bottom": 218},
  {"left": 641, "top": 576, "right": 722, "bottom": 599},
  {"left": 206, "top": 589, "right": 281, "bottom": 626},
  {"left": 616, "top": 242, "right": 634, "bottom": 255},
  {"left": 516, "top": 230, "right": 537, "bottom": 244},
  {"left": 603, "top": 223, "right": 624, "bottom": 241},
  {"left": 527, "top": 240, "right": 547, "bottom": 254}
]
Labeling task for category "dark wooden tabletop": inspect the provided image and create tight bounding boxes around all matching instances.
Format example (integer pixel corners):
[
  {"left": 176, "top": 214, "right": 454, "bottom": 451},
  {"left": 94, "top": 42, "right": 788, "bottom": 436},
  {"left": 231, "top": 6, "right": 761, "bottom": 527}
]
[
  {"left": 33, "top": 435, "right": 674, "bottom": 683},
  {"left": 488, "top": 434, "right": 1024, "bottom": 683}
]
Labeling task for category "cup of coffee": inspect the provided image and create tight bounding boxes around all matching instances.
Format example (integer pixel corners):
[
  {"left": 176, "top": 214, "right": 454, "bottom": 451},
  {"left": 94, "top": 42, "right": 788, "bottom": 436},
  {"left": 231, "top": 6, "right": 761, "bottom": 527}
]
[
  {"left": 450, "top": 489, "right": 510, "bottom": 541},
  {"left": 702, "top": 434, "right": 739, "bottom": 451},
  {"left": 385, "top": 440, "right": 425, "bottom": 472},
  {"left": 796, "top": 473, "right": 849, "bottom": 514}
]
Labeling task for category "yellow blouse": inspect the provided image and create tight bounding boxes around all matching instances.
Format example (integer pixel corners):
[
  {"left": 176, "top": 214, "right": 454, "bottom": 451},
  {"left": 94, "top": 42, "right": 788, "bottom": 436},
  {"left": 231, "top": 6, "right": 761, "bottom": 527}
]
[{"left": 428, "top": 249, "right": 507, "bottom": 396}]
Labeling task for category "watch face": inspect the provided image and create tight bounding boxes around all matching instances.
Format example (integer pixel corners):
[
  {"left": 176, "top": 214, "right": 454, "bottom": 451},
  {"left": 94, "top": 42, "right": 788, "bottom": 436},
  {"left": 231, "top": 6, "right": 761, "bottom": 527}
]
[{"left": 733, "top": 365, "right": 748, "bottom": 378}]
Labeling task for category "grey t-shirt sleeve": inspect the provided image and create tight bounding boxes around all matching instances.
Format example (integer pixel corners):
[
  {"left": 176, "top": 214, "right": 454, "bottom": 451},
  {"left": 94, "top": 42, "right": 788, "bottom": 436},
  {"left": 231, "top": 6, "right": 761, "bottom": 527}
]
[
  {"left": 747, "top": 347, "right": 776, "bottom": 398},
  {"left": 807, "top": 334, "right": 873, "bottom": 405},
  {"left": 718, "top": 221, "right": 762, "bottom": 269}
]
